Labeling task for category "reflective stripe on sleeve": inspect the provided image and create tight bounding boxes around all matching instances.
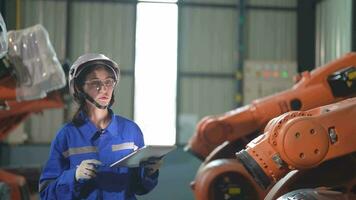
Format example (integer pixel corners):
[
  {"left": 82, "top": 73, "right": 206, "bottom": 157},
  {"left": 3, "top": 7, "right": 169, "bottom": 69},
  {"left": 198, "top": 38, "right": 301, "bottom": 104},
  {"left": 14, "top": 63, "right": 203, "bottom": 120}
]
[
  {"left": 112, "top": 142, "right": 138, "bottom": 152},
  {"left": 39, "top": 179, "right": 55, "bottom": 192},
  {"left": 62, "top": 146, "right": 98, "bottom": 158}
]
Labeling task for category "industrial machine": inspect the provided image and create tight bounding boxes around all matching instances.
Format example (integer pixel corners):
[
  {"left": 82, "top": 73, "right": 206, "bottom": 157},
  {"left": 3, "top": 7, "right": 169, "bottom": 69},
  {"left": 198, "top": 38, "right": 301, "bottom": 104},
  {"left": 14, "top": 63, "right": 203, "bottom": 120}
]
[
  {"left": 0, "top": 17, "right": 65, "bottom": 200},
  {"left": 186, "top": 52, "right": 356, "bottom": 161},
  {"left": 192, "top": 97, "right": 356, "bottom": 200},
  {"left": 189, "top": 53, "right": 356, "bottom": 199}
]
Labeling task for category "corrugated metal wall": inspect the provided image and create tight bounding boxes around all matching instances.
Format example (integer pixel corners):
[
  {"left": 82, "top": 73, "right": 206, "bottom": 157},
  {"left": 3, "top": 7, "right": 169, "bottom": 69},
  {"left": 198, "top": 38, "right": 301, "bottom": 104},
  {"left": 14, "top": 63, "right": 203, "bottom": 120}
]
[
  {"left": 315, "top": 0, "right": 352, "bottom": 66},
  {"left": 19, "top": 0, "right": 136, "bottom": 143},
  {"left": 69, "top": 1, "right": 136, "bottom": 120},
  {"left": 21, "top": 0, "right": 67, "bottom": 143},
  {"left": 178, "top": 4, "right": 237, "bottom": 143},
  {"left": 21, "top": 0, "right": 67, "bottom": 60},
  {"left": 179, "top": 6, "right": 237, "bottom": 113},
  {"left": 181, "top": 0, "right": 236, "bottom": 3},
  {"left": 246, "top": 6, "right": 297, "bottom": 60},
  {"left": 177, "top": 0, "right": 297, "bottom": 144},
  {"left": 249, "top": 0, "right": 296, "bottom": 7}
]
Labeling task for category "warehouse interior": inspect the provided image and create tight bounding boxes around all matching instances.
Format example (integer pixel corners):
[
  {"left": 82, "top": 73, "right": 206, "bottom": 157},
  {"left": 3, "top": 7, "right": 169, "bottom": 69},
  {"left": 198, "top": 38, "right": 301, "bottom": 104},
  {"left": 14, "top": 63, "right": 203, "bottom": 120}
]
[{"left": 0, "top": 0, "right": 356, "bottom": 199}]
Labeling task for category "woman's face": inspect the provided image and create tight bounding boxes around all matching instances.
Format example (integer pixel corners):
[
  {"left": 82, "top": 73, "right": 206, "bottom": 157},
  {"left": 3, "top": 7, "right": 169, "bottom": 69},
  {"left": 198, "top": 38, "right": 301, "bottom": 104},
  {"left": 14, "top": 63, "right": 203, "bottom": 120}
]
[{"left": 83, "top": 66, "right": 116, "bottom": 107}]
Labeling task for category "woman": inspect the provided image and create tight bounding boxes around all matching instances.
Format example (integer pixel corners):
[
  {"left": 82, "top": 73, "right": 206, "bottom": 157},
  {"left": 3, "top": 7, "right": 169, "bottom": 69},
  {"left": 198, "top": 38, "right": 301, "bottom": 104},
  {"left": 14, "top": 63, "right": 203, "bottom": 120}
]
[{"left": 39, "top": 53, "right": 161, "bottom": 199}]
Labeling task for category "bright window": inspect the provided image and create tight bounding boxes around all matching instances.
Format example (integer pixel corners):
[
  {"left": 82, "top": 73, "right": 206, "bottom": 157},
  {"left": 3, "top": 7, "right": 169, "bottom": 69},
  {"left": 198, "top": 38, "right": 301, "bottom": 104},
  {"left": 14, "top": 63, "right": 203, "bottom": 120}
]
[{"left": 134, "top": 3, "right": 178, "bottom": 145}]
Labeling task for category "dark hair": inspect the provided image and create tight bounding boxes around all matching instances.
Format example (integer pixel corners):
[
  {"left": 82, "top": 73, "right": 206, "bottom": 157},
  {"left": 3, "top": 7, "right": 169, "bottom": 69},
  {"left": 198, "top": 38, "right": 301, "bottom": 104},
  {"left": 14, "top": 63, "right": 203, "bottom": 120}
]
[{"left": 71, "top": 65, "right": 116, "bottom": 126}]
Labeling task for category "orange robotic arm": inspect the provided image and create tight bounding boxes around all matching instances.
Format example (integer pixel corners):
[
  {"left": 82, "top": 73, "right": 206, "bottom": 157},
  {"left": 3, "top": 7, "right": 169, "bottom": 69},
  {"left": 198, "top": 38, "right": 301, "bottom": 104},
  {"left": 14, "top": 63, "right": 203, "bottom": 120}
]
[
  {"left": 186, "top": 53, "right": 356, "bottom": 160},
  {"left": 192, "top": 97, "right": 356, "bottom": 200},
  {"left": 0, "top": 74, "right": 64, "bottom": 140},
  {"left": 236, "top": 97, "right": 356, "bottom": 190}
]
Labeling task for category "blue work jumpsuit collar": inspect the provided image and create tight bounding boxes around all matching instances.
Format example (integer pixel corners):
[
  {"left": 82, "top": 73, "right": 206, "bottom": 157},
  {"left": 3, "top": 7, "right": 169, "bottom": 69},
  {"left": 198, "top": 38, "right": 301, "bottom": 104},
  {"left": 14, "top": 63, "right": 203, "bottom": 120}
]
[{"left": 77, "top": 109, "right": 118, "bottom": 139}]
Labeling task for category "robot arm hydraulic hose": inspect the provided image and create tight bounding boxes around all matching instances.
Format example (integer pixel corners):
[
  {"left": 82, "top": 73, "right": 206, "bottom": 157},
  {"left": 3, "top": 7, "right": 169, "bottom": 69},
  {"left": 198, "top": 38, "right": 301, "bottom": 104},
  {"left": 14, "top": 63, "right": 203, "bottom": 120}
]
[
  {"left": 236, "top": 97, "right": 356, "bottom": 189},
  {"left": 186, "top": 53, "right": 356, "bottom": 160}
]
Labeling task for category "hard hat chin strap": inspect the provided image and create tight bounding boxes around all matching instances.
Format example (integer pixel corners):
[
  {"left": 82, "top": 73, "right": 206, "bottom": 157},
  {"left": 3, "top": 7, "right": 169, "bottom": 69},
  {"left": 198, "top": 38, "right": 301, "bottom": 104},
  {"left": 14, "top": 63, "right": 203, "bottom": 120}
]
[{"left": 79, "top": 91, "right": 108, "bottom": 110}]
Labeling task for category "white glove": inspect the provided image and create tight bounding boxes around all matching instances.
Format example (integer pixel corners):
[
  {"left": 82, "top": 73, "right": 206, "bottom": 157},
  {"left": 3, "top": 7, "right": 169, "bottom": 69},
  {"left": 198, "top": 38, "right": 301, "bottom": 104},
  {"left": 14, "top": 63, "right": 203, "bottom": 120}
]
[{"left": 75, "top": 159, "right": 102, "bottom": 182}]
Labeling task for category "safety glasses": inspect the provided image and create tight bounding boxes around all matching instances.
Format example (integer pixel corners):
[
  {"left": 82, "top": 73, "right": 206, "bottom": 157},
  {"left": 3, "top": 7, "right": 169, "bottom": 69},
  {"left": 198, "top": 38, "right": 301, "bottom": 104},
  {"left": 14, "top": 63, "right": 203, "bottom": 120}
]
[{"left": 85, "top": 78, "right": 116, "bottom": 92}]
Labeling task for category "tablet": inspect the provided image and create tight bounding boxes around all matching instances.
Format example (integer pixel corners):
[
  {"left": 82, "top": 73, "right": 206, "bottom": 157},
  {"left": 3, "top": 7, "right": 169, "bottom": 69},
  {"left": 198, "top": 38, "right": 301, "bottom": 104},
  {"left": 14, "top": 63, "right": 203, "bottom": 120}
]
[{"left": 110, "top": 145, "right": 176, "bottom": 168}]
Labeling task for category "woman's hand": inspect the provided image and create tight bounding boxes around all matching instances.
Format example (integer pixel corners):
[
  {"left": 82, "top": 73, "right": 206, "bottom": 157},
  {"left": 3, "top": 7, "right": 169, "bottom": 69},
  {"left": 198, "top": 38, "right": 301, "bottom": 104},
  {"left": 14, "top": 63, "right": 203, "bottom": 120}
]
[
  {"left": 75, "top": 159, "right": 102, "bottom": 182},
  {"left": 141, "top": 157, "right": 163, "bottom": 176}
]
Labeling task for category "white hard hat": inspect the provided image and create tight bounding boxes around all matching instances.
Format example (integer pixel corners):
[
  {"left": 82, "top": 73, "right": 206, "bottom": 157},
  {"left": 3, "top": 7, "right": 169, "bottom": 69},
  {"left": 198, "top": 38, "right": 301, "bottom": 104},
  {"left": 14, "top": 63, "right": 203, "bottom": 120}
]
[{"left": 68, "top": 53, "right": 120, "bottom": 98}]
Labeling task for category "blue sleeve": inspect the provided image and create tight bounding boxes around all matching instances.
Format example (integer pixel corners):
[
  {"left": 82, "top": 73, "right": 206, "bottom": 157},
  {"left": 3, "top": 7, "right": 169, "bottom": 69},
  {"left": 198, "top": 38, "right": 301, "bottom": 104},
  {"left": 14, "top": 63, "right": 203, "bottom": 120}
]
[
  {"left": 130, "top": 123, "right": 159, "bottom": 195},
  {"left": 39, "top": 128, "right": 82, "bottom": 199}
]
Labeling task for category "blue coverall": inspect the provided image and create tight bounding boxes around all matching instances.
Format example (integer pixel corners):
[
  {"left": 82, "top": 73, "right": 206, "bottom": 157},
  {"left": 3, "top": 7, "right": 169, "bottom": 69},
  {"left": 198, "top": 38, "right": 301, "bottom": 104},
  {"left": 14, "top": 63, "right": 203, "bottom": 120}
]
[{"left": 39, "top": 110, "right": 158, "bottom": 199}]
